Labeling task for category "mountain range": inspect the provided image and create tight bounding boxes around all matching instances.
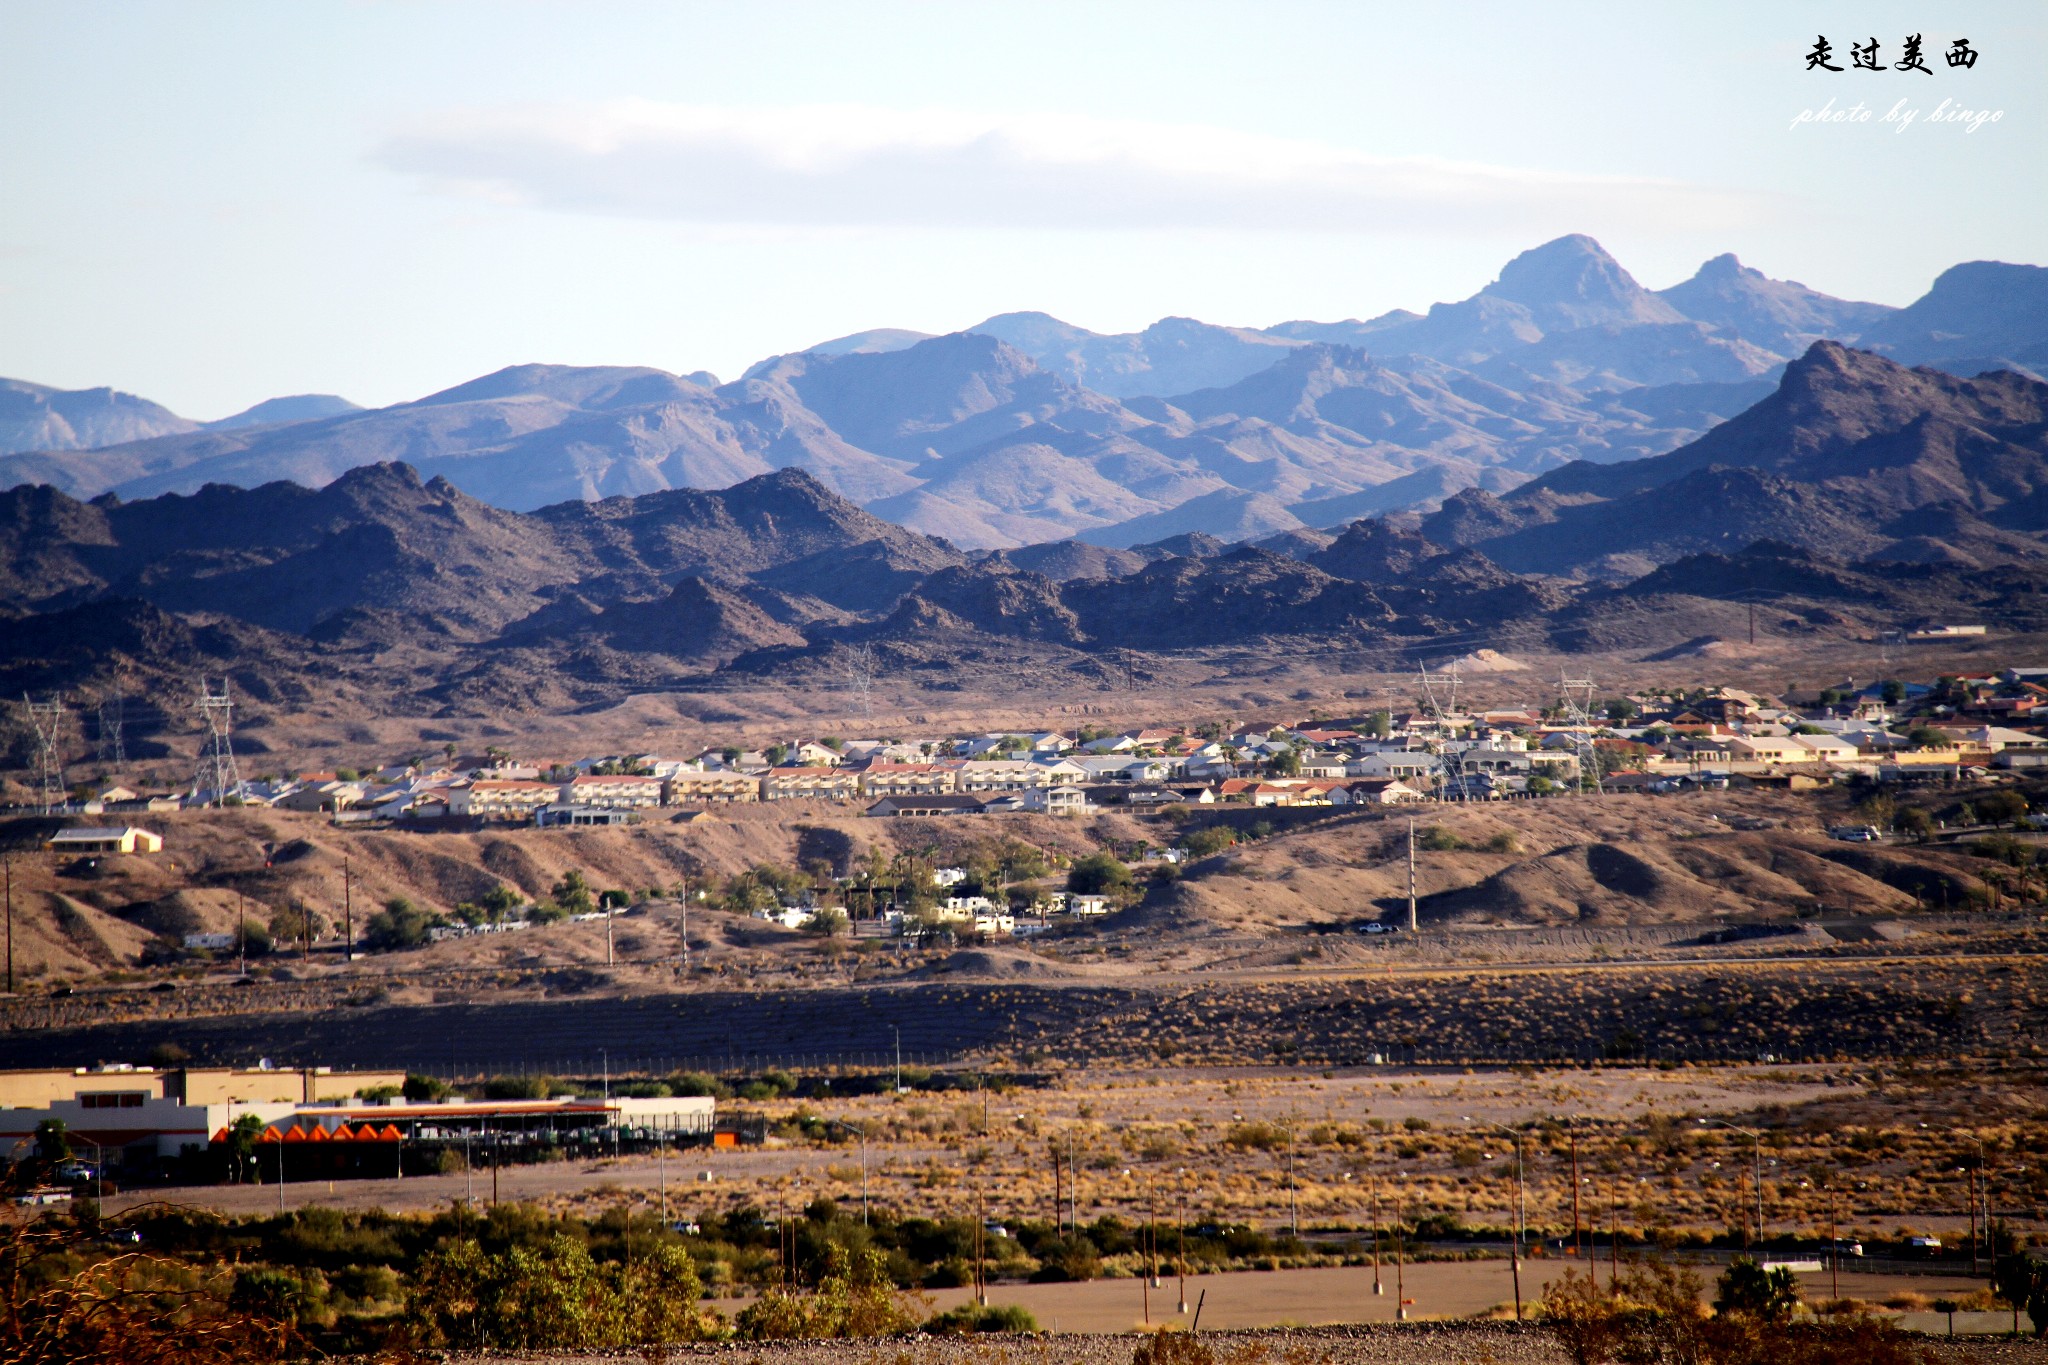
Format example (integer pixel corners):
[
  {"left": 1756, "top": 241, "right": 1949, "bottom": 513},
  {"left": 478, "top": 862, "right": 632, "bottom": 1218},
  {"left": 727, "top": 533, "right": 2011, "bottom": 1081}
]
[
  {"left": 10, "top": 235, "right": 2041, "bottom": 552},
  {"left": 5, "top": 337, "right": 2048, "bottom": 718}
]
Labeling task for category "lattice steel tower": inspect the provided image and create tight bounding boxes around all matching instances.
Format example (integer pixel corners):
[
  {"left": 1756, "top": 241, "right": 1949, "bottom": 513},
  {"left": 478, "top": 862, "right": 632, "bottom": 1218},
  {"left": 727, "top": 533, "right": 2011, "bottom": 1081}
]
[
  {"left": 1557, "top": 671, "right": 1601, "bottom": 791},
  {"left": 194, "top": 679, "right": 246, "bottom": 806},
  {"left": 96, "top": 691, "right": 127, "bottom": 769},
  {"left": 23, "top": 695, "right": 66, "bottom": 813}
]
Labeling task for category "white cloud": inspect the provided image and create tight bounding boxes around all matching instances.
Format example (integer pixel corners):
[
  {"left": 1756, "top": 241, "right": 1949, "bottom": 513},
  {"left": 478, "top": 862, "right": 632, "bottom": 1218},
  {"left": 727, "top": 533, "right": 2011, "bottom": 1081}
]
[{"left": 376, "top": 100, "right": 1761, "bottom": 234}]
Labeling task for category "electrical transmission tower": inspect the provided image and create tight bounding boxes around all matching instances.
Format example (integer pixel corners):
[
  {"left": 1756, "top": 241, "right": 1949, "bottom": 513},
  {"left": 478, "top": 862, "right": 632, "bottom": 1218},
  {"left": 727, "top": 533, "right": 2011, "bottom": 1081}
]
[
  {"left": 194, "top": 678, "right": 246, "bottom": 806},
  {"left": 1418, "top": 662, "right": 1467, "bottom": 802},
  {"left": 96, "top": 691, "right": 127, "bottom": 769},
  {"left": 1557, "top": 672, "right": 1601, "bottom": 792},
  {"left": 23, "top": 696, "right": 66, "bottom": 813}
]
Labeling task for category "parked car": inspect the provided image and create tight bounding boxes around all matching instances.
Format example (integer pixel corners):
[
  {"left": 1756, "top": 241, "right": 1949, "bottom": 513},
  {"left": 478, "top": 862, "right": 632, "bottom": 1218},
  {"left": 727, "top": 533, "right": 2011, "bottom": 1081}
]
[{"left": 1827, "top": 825, "right": 1882, "bottom": 842}]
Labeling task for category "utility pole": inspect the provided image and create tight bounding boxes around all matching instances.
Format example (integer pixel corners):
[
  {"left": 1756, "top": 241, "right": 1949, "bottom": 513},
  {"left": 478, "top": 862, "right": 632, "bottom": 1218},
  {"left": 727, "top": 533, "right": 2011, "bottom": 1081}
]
[
  {"left": 236, "top": 886, "right": 246, "bottom": 979},
  {"left": 1394, "top": 1191, "right": 1407, "bottom": 1321},
  {"left": 1287, "top": 1125, "right": 1298, "bottom": 1239},
  {"left": 1748, "top": 601, "right": 1757, "bottom": 646},
  {"left": 1406, "top": 819, "right": 1418, "bottom": 933},
  {"left": 299, "top": 895, "right": 309, "bottom": 962},
  {"left": 1829, "top": 1185, "right": 1840, "bottom": 1304},
  {"left": 1571, "top": 1133, "right": 1582, "bottom": 1256},
  {"left": 4, "top": 853, "right": 13, "bottom": 994},
  {"left": 342, "top": 856, "right": 353, "bottom": 964},
  {"left": 1371, "top": 1175, "right": 1383, "bottom": 1296}
]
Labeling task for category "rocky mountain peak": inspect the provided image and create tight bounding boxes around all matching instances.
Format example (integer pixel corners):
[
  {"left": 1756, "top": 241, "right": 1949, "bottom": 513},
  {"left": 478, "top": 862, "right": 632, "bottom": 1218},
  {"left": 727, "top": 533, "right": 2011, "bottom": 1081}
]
[{"left": 1482, "top": 234, "right": 1684, "bottom": 330}]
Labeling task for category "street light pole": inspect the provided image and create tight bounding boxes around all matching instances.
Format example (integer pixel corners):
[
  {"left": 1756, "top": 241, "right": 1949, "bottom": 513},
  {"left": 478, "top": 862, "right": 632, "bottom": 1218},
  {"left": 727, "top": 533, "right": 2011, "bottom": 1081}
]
[
  {"left": 1701, "top": 1119, "right": 1764, "bottom": 1247},
  {"left": 824, "top": 1118, "right": 869, "bottom": 1225},
  {"left": 1469, "top": 1119, "right": 1524, "bottom": 1321}
]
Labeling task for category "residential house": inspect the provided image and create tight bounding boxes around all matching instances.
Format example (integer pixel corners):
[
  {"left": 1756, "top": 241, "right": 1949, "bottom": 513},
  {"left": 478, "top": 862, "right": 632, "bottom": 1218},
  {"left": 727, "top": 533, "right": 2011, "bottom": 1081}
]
[
  {"left": 762, "top": 767, "right": 863, "bottom": 801},
  {"left": 865, "top": 794, "right": 993, "bottom": 817},
  {"left": 664, "top": 771, "right": 764, "bottom": 805},
  {"left": 856, "top": 762, "right": 958, "bottom": 797},
  {"left": 957, "top": 760, "right": 1061, "bottom": 792},
  {"left": 46, "top": 827, "right": 162, "bottom": 856},
  {"left": 794, "top": 742, "right": 845, "bottom": 766},
  {"left": 559, "top": 775, "right": 664, "bottom": 810},
  {"left": 275, "top": 780, "right": 368, "bottom": 814},
  {"left": 1344, "top": 778, "right": 1426, "bottom": 805},
  {"left": 1019, "top": 785, "right": 1087, "bottom": 816},
  {"left": 1348, "top": 752, "right": 1439, "bottom": 783},
  {"left": 449, "top": 779, "right": 559, "bottom": 821}
]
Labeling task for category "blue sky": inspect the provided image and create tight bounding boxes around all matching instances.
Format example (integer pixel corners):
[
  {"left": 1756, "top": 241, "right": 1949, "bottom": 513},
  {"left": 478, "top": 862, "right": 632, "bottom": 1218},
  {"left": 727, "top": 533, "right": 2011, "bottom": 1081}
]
[{"left": 1, "top": 1, "right": 2042, "bottom": 417}]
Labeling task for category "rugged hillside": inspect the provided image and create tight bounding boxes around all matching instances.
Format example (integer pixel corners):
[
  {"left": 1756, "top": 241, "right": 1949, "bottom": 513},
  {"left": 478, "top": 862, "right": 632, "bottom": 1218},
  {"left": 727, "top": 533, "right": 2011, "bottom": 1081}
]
[{"left": 1419, "top": 344, "right": 2048, "bottom": 576}]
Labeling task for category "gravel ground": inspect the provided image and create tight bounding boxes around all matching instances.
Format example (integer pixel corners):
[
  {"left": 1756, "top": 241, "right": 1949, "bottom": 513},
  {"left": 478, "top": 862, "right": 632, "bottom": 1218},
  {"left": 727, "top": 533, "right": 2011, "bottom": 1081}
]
[{"left": 451, "top": 1321, "right": 2045, "bottom": 1364}]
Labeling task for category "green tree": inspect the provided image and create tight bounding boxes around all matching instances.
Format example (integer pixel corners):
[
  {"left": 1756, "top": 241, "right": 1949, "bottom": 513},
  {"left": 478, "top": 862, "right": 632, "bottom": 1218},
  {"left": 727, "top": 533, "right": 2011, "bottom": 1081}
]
[
  {"left": 1364, "top": 710, "right": 1393, "bottom": 740},
  {"left": 1714, "top": 1256, "right": 1799, "bottom": 1323},
  {"left": 267, "top": 903, "right": 323, "bottom": 948},
  {"left": 1896, "top": 806, "right": 1935, "bottom": 842},
  {"left": 803, "top": 906, "right": 850, "bottom": 937},
  {"left": 1991, "top": 1254, "right": 2048, "bottom": 1337},
  {"left": 34, "top": 1119, "right": 70, "bottom": 1165},
  {"left": 480, "top": 884, "right": 524, "bottom": 922},
  {"left": 222, "top": 1112, "right": 265, "bottom": 1183},
  {"left": 1268, "top": 747, "right": 1302, "bottom": 777},
  {"left": 362, "top": 897, "right": 436, "bottom": 951},
  {"left": 1180, "top": 826, "right": 1237, "bottom": 859},
  {"left": 1881, "top": 679, "right": 1907, "bottom": 705},
  {"left": 1976, "top": 790, "right": 2028, "bottom": 825},
  {"left": 402, "top": 1073, "right": 453, "bottom": 1102},
  {"left": 1066, "top": 852, "right": 1134, "bottom": 898},
  {"left": 1605, "top": 698, "right": 1640, "bottom": 724},
  {"left": 551, "top": 871, "right": 596, "bottom": 915}
]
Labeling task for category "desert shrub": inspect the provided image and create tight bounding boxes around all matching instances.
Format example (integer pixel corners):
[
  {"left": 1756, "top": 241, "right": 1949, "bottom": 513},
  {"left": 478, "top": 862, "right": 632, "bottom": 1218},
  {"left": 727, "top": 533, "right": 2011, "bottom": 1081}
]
[
  {"left": 733, "top": 1244, "right": 921, "bottom": 1339},
  {"left": 666, "top": 1071, "right": 733, "bottom": 1099},
  {"left": 926, "top": 1302, "right": 1037, "bottom": 1334},
  {"left": 1418, "top": 825, "right": 1465, "bottom": 851},
  {"left": 413, "top": 1233, "right": 713, "bottom": 1349},
  {"left": 1223, "top": 1121, "right": 1288, "bottom": 1152},
  {"left": 1485, "top": 831, "right": 1521, "bottom": 854},
  {"left": 1543, "top": 1260, "right": 1929, "bottom": 1365}
]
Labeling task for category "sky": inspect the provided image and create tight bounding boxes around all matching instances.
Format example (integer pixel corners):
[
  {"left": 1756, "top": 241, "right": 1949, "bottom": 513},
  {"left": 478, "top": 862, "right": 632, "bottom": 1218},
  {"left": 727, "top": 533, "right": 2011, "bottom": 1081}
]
[{"left": 1, "top": 1, "right": 2043, "bottom": 419}]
